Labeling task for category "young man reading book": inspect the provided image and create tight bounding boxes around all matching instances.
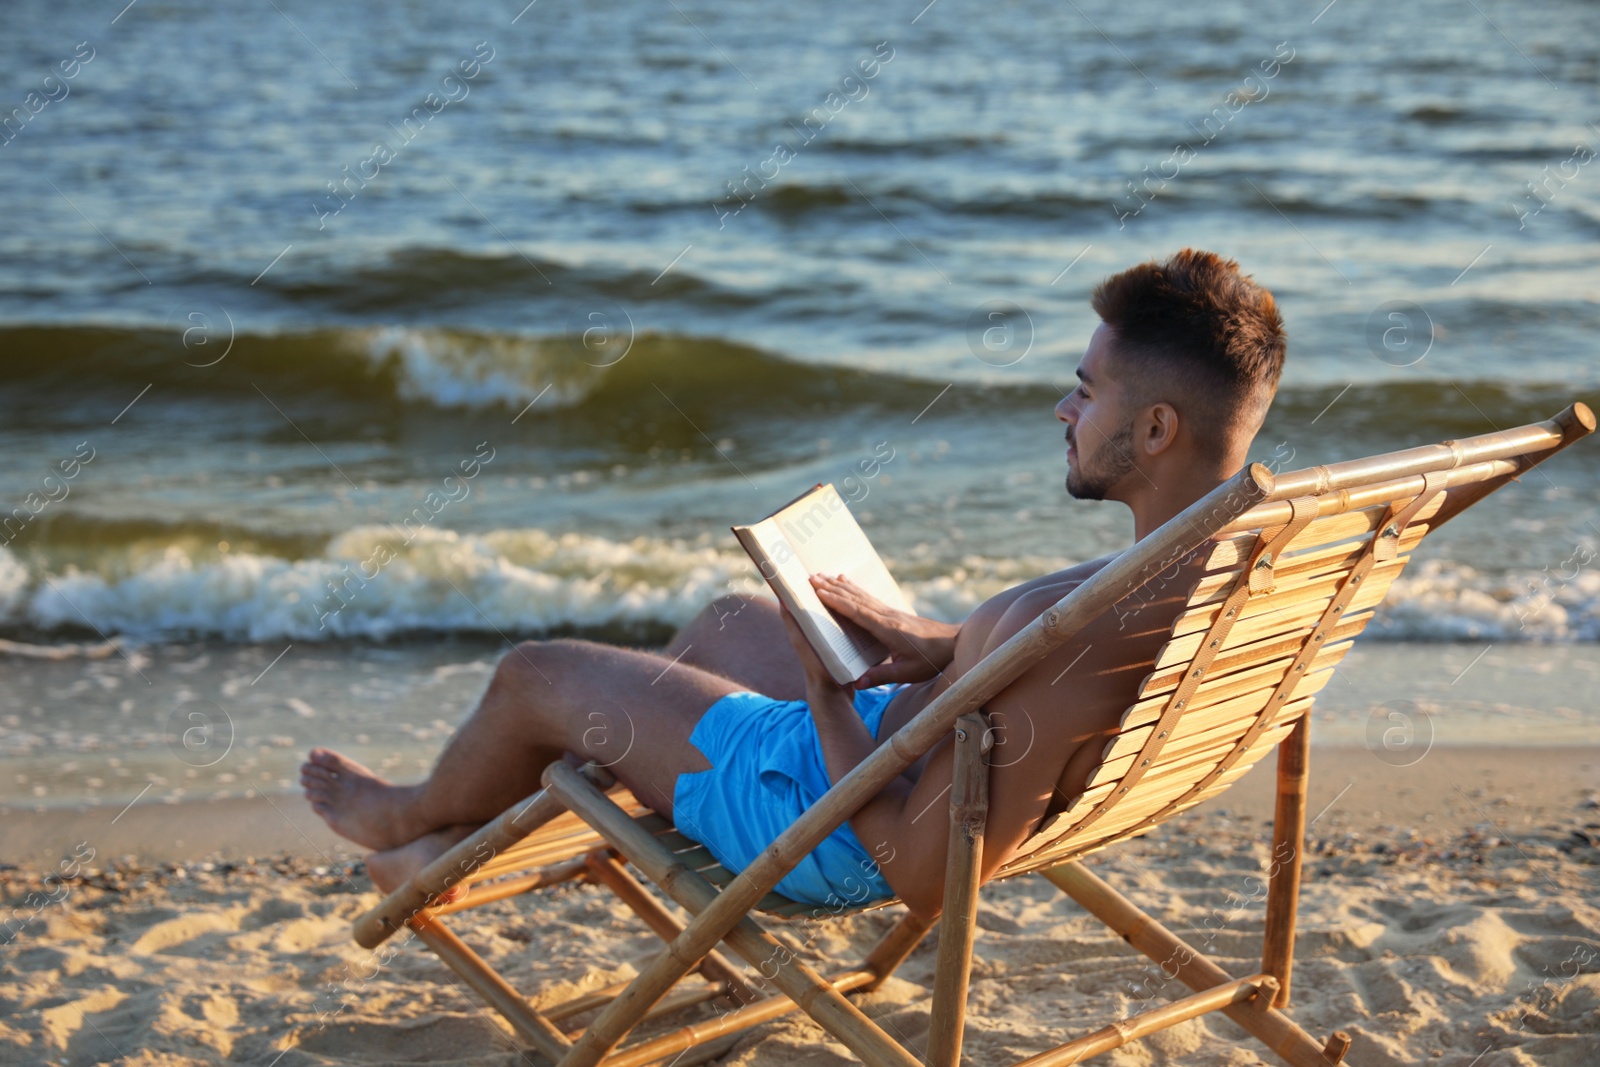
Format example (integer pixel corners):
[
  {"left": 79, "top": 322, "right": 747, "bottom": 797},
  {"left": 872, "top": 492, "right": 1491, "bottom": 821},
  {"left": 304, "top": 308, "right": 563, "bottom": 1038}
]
[{"left": 301, "top": 249, "right": 1288, "bottom": 920}]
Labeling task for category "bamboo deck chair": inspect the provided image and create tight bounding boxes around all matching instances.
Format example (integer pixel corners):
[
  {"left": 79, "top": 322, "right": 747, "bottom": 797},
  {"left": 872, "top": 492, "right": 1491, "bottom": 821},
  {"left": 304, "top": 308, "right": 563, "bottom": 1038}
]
[{"left": 352, "top": 403, "right": 1593, "bottom": 1067}]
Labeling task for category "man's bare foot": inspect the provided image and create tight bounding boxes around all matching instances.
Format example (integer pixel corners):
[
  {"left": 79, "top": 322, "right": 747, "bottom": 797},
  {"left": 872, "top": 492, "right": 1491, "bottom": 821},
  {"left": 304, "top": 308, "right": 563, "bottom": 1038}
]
[
  {"left": 365, "top": 825, "right": 480, "bottom": 901},
  {"left": 300, "top": 748, "right": 424, "bottom": 851}
]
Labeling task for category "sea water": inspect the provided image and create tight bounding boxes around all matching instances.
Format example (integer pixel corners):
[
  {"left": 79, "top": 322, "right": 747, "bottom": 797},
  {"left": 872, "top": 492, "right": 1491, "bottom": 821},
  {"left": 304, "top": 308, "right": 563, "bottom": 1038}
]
[{"left": 1, "top": 0, "right": 1597, "bottom": 814}]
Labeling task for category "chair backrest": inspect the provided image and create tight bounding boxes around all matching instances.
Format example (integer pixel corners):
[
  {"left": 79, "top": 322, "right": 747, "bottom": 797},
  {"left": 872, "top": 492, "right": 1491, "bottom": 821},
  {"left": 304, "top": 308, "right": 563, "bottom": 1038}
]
[{"left": 994, "top": 403, "right": 1595, "bottom": 880}]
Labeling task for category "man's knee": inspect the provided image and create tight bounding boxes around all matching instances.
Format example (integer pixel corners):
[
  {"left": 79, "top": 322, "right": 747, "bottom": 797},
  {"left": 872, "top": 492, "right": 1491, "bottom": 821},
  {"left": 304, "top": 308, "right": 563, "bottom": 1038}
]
[
  {"left": 495, "top": 638, "right": 585, "bottom": 691},
  {"left": 705, "top": 592, "right": 774, "bottom": 632},
  {"left": 708, "top": 593, "right": 748, "bottom": 625},
  {"left": 675, "top": 596, "right": 749, "bottom": 649}
]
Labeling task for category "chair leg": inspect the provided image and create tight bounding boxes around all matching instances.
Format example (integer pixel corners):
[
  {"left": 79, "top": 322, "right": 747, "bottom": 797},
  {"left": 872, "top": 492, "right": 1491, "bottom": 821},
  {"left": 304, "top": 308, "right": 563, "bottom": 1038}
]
[
  {"left": 1012, "top": 973, "right": 1279, "bottom": 1067},
  {"left": 928, "top": 713, "right": 991, "bottom": 1067},
  {"left": 1262, "top": 716, "right": 1310, "bottom": 1008},
  {"left": 587, "top": 967, "right": 882, "bottom": 1067},
  {"left": 1042, "top": 862, "right": 1344, "bottom": 1067},
  {"left": 861, "top": 912, "right": 935, "bottom": 991},
  {"left": 354, "top": 786, "right": 569, "bottom": 949},
  {"left": 584, "top": 851, "right": 760, "bottom": 1005},
  {"left": 545, "top": 762, "right": 923, "bottom": 1067},
  {"left": 407, "top": 911, "right": 574, "bottom": 1061}
]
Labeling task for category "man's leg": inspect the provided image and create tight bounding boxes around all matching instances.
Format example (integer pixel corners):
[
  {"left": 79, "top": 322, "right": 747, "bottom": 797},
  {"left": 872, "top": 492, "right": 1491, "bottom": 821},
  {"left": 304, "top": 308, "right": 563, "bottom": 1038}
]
[
  {"left": 301, "top": 638, "right": 745, "bottom": 853},
  {"left": 661, "top": 593, "right": 806, "bottom": 700}
]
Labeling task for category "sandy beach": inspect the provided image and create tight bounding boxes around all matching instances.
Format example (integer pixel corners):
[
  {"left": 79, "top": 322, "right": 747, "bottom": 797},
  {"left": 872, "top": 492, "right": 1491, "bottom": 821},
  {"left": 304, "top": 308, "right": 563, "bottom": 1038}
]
[{"left": 5, "top": 745, "right": 1597, "bottom": 1066}]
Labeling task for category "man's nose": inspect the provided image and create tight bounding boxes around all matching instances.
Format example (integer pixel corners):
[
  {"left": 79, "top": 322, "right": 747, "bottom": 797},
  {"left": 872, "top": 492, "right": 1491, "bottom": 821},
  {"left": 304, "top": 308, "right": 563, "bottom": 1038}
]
[{"left": 1055, "top": 393, "right": 1076, "bottom": 424}]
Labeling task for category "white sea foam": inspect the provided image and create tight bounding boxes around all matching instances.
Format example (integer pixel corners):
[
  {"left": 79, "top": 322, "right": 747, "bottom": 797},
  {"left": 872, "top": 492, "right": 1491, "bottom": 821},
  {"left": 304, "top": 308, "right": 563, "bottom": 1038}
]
[
  {"left": 4, "top": 528, "right": 1597, "bottom": 643},
  {"left": 1372, "top": 557, "right": 1600, "bottom": 642},
  {"left": 357, "top": 327, "right": 598, "bottom": 411},
  {"left": 0, "top": 547, "right": 28, "bottom": 616}
]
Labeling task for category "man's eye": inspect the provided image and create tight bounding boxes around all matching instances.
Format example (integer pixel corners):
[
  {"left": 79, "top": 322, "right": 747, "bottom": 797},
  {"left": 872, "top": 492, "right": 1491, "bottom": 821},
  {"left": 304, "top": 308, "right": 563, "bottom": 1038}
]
[{"left": 1075, "top": 386, "right": 1088, "bottom": 399}]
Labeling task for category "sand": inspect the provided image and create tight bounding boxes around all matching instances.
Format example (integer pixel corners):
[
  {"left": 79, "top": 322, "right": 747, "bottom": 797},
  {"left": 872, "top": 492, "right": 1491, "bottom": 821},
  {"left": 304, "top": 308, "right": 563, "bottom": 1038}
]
[{"left": 3, "top": 747, "right": 1598, "bottom": 1067}]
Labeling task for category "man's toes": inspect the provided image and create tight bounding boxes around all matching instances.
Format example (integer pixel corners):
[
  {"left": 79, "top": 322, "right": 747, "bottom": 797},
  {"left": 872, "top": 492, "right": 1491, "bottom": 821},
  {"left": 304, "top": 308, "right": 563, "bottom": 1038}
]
[
  {"left": 307, "top": 748, "right": 344, "bottom": 771},
  {"left": 300, "top": 769, "right": 332, "bottom": 793},
  {"left": 306, "top": 748, "right": 383, "bottom": 784}
]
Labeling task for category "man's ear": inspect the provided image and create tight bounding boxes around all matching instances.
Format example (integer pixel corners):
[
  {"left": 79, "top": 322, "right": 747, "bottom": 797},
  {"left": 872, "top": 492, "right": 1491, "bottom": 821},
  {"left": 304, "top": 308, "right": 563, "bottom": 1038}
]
[{"left": 1141, "top": 402, "right": 1180, "bottom": 456}]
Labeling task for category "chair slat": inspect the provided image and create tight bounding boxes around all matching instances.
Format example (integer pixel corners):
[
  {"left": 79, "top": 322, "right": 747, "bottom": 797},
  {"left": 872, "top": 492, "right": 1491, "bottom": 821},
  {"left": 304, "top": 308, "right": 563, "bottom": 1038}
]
[
  {"left": 1103, "top": 669, "right": 1336, "bottom": 761},
  {"left": 1015, "top": 718, "right": 1299, "bottom": 868},
  {"left": 1189, "top": 526, "right": 1424, "bottom": 606},
  {"left": 1204, "top": 495, "right": 1442, "bottom": 570},
  {"left": 1095, "top": 697, "right": 1314, "bottom": 802},
  {"left": 1167, "top": 558, "right": 1401, "bottom": 643},
  {"left": 651, "top": 827, "right": 708, "bottom": 854},
  {"left": 633, "top": 811, "right": 675, "bottom": 835},
  {"left": 477, "top": 829, "right": 608, "bottom": 874},
  {"left": 1088, "top": 758, "right": 1263, "bottom": 840},
  {"left": 1088, "top": 704, "right": 1304, "bottom": 788},
  {"left": 1075, "top": 739, "right": 1288, "bottom": 842},
  {"left": 696, "top": 863, "right": 819, "bottom": 915},
  {"left": 472, "top": 804, "right": 655, "bottom": 881},
  {"left": 1056, "top": 687, "right": 1318, "bottom": 831},
  {"left": 1163, "top": 601, "right": 1369, "bottom": 675},
  {"left": 1000, "top": 756, "right": 1268, "bottom": 876},
  {"left": 675, "top": 846, "right": 724, "bottom": 871},
  {"left": 1216, "top": 479, "right": 1459, "bottom": 547},
  {"left": 1155, "top": 603, "right": 1373, "bottom": 674},
  {"left": 1129, "top": 641, "right": 1352, "bottom": 727},
  {"left": 1118, "top": 664, "right": 1336, "bottom": 738}
]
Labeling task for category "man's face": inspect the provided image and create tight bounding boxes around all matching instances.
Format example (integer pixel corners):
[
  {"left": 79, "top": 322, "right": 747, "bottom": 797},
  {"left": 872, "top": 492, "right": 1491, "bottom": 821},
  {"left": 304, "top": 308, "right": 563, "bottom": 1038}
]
[{"left": 1054, "top": 323, "right": 1138, "bottom": 501}]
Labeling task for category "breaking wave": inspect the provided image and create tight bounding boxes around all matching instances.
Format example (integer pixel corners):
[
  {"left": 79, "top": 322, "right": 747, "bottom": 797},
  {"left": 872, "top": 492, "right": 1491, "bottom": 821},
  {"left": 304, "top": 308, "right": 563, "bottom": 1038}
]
[
  {"left": 1, "top": 532, "right": 1594, "bottom": 645},
  {"left": 1, "top": 323, "right": 1591, "bottom": 437}
]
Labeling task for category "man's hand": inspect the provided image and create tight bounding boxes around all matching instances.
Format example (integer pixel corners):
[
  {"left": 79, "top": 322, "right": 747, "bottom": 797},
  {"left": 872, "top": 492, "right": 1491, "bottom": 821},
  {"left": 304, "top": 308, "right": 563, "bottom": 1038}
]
[
  {"left": 777, "top": 602, "right": 857, "bottom": 718},
  {"left": 777, "top": 600, "right": 840, "bottom": 688},
  {"left": 810, "top": 574, "right": 958, "bottom": 687}
]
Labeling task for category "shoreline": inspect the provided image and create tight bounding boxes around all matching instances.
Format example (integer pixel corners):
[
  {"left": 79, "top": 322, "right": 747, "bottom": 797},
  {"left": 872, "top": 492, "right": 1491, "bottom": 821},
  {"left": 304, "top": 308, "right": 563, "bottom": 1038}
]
[{"left": 6, "top": 745, "right": 1596, "bottom": 868}]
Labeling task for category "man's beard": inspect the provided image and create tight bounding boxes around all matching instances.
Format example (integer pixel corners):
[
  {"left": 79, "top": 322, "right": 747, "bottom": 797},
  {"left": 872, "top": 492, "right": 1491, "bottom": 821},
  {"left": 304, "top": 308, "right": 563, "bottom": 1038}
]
[{"left": 1066, "top": 419, "right": 1137, "bottom": 500}]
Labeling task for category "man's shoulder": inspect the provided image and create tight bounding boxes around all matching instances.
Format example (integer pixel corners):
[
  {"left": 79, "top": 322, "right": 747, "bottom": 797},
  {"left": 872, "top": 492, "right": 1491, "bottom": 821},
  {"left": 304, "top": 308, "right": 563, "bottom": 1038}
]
[
  {"left": 990, "top": 546, "right": 1197, "bottom": 668},
  {"left": 1007, "top": 552, "right": 1123, "bottom": 607},
  {"left": 954, "top": 552, "right": 1126, "bottom": 667}
]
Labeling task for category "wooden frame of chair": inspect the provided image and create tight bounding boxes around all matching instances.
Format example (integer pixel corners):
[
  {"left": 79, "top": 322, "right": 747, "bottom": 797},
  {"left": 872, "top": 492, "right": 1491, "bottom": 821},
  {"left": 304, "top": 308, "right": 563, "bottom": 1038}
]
[{"left": 351, "top": 402, "right": 1593, "bottom": 1067}]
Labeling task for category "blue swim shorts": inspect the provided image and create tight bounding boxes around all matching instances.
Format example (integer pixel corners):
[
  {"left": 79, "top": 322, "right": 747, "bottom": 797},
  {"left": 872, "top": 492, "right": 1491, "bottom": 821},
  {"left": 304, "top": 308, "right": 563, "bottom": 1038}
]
[{"left": 672, "top": 683, "right": 906, "bottom": 910}]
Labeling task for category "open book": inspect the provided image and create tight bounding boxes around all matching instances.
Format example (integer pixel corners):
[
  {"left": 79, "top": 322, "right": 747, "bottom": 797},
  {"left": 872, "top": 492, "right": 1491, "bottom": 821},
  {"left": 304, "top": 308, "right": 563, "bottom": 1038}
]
[{"left": 732, "top": 483, "right": 912, "bottom": 686}]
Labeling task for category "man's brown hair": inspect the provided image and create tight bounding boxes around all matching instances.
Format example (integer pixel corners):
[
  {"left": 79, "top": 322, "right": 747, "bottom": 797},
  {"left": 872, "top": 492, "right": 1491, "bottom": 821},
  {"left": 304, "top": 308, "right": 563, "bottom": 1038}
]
[{"left": 1090, "top": 249, "right": 1286, "bottom": 446}]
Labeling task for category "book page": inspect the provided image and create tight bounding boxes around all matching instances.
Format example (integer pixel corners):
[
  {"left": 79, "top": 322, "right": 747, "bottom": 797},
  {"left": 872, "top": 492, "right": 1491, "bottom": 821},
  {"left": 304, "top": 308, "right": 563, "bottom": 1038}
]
[
  {"left": 775, "top": 485, "right": 911, "bottom": 613},
  {"left": 748, "top": 521, "right": 880, "bottom": 676}
]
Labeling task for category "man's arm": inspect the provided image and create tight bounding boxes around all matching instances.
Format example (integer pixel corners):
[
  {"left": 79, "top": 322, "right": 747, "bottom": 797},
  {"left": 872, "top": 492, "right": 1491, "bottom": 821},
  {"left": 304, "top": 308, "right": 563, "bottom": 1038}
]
[
  {"left": 778, "top": 602, "right": 963, "bottom": 916},
  {"left": 803, "top": 659, "right": 1089, "bottom": 920},
  {"left": 778, "top": 599, "right": 1080, "bottom": 919}
]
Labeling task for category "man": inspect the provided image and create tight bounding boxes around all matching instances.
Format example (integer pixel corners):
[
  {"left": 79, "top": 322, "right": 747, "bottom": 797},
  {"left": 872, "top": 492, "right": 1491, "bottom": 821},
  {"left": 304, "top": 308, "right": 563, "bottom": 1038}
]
[{"left": 302, "top": 248, "right": 1287, "bottom": 921}]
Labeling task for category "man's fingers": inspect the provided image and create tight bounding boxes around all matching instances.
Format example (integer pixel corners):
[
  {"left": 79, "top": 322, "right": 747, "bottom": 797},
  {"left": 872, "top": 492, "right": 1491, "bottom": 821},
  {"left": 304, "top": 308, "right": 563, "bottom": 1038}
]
[
  {"left": 814, "top": 581, "right": 867, "bottom": 622},
  {"left": 825, "top": 574, "right": 871, "bottom": 605},
  {"left": 814, "top": 575, "right": 885, "bottom": 626},
  {"left": 858, "top": 657, "right": 922, "bottom": 687},
  {"left": 855, "top": 668, "right": 886, "bottom": 688}
]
